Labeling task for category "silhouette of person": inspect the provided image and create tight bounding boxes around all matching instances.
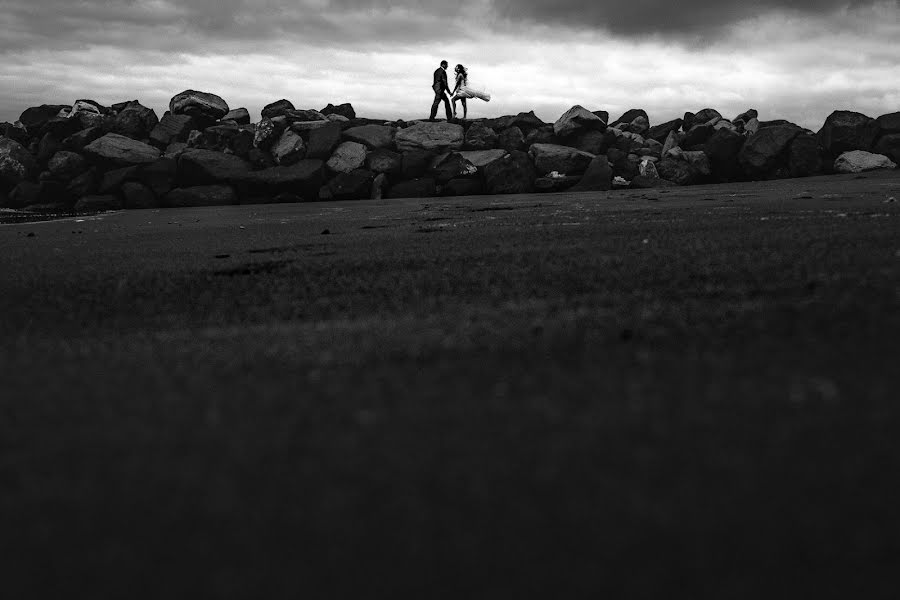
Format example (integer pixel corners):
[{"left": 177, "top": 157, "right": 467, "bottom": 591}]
[{"left": 429, "top": 60, "right": 453, "bottom": 121}]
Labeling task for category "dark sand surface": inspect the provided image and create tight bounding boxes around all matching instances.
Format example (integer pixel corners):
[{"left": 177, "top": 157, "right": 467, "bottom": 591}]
[{"left": 2, "top": 172, "right": 900, "bottom": 597}]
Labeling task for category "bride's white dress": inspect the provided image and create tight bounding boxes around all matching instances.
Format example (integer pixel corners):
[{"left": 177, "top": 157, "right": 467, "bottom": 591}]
[{"left": 453, "top": 75, "right": 491, "bottom": 102}]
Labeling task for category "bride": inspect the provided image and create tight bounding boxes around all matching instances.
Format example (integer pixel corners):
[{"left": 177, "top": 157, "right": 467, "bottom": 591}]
[{"left": 451, "top": 64, "right": 491, "bottom": 119}]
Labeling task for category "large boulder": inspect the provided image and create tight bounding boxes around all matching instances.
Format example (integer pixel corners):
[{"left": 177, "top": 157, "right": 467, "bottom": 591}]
[
  {"left": 305, "top": 122, "right": 343, "bottom": 159},
  {"left": 83, "top": 133, "right": 161, "bottom": 166},
  {"left": 610, "top": 109, "right": 648, "bottom": 128},
  {"left": 169, "top": 90, "right": 229, "bottom": 126},
  {"left": 498, "top": 126, "right": 526, "bottom": 152},
  {"left": 703, "top": 127, "right": 745, "bottom": 180},
  {"left": 176, "top": 148, "right": 252, "bottom": 186},
  {"left": 121, "top": 181, "right": 158, "bottom": 210},
  {"left": 681, "top": 123, "right": 716, "bottom": 149},
  {"left": 524, "top": 125, "right": 556, "bottom": 147},
  {"left": 463, "top": 123, "right": 499, "bottom": 150},
  {"left": 395, "top": 122, "right": 464, "bottom": 153},
  {"left": 47, "top": 150, "right": 89, "bottom": 181},
  {"left": 163, "top": 185, "right": 238, "bottom": 207},
  {"left": 457, "top": 149, "right": 507, "bottom": 170},
  {"left": 343, "top": 124, "right": 394, "bottom": 149},
  {"left": 873, "top": 133, "right": 900, "bottom": 163},
  {"left": 788, "top": 133, "right": 824, "bottom": 177},
  {"left": 223, "top": 108, "right": 250, "bottom": 124},
  {"left": 817, "top": 110, "right": 879, "bottom": 157},
  {"left": 325, "top": 169, "right": 376, "bottom": 201},
  {"left": 833, "top": 151, "right": 896, "bottom": 174},
  {"left": 528, "top": 143, "right": 595, "bottom": 176},
  {"left": 149, "top": 114, "right": 195, "bottom": 148},
  {"left": 1, "top": 137, "right": 39, "bottom": 190},
  {"left": 365, "top": 148, "right": 403, "bottom": 176},
  {"left": 401, "top": 150, "right": 438, "bottom": 179},
  {"left": 63, "top": 126, "right": 106, "bottom": 152},
  {"left": 738, "top": 125, "right": 803, "bottom": 177},
  {"left": 430, "top": 152, "right": 478, "bottom": 184},
  {"left": 321, "top": 103, "right": 356, "bottom": 120},
  {"left": 285, "top": 109, "right": 329, "bottom": 123},
  {"left": 483, "top": 111, "right": 546, "bottom": 133},
  {"left": 271, "top": 129, "right": 306, "bottom": 166},
  {"left": 554, "top": 105, "right": 606, "bottom": 137},
  {"left": 1, "top": 122, "right": 29, "bottom": 145},
  {"left": 656, "top": 156, "right": 707, "bottom": 186},
  {"left": 570, "top": 155, "right": 613, "bottom": 192},
  {"left": 875, "top": 112, "right": 900, "bottom": 135},
  {"left": 646, "top": 118, "right": 683, "bottom": 143},
  {"left": 230, "top": 160, "right": 324, "bottom": 201},
  {"left": 483, "top": 150, "right": 537, "bottom": 194},
  {"left": 261, "top": 99, "right": 295, "bottom": 120},
  {"left": 112, "top": 102, "right": 159, "bottom": 140},
  {"left": 326, "top": 141, "right": 367, "bottom": 173},
  {"left": 18, "top": 104, "right": 69, "bottom": 134},
  {"left": 693, "top": 108, "right": 723, "bottom": 125}
]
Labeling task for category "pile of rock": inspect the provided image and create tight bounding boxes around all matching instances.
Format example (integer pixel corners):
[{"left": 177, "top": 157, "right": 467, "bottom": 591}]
[{"left": 1, "top": 91, "right": 898, "bottom": 212}]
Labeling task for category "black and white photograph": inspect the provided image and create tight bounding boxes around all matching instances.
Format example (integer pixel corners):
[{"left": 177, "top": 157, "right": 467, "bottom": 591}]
[{"left": 2, "top": 0, "right": 899, "bottom": 597}]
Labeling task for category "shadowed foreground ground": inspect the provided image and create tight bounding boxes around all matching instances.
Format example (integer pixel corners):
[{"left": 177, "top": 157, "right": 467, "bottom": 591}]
[{"left": 2, "top": 172, "right": 900, "bottom": 597}]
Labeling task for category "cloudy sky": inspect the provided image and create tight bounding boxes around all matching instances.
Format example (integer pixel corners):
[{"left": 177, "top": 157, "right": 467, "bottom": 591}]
[{"left": 1, "top": 1, "right": 898, "bottom": 130}]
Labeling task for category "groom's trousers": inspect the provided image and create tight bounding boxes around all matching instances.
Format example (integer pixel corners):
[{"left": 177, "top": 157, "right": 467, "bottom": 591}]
[{"left": 430, "top": 90, "right": 452, "bottom": 120}]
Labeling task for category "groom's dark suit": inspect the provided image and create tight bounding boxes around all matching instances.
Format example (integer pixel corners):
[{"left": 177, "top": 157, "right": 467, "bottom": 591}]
[{"left": 429, "top": 66, "right": 452, "bottom": 121}]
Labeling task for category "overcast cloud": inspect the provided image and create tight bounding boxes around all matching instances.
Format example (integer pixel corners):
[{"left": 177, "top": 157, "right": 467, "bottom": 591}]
[{"left": 1, "top": 0, "right": 898, "bottom": 129}]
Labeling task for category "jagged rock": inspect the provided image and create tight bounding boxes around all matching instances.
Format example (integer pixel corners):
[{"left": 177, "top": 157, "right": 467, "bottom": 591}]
[
  {"left": 657, "top": 157, "right": 705, "bottom": 185},
  {"left": 343, "top": 124, "right": 394, "bottom": 149},
  {"left": 738, "top": 125, "right": 803, "bottom": 177},
  {"left": 177, "top": 148, "right": 252, "bottom": 186},
  {"left": 625, "top": 115, "right": 649, "bottom": 135},
  {"left": 83, "top": 133, "right": 160, "bottom": 166},
  {"left": 40, "top": 116, "right": 83, "bottom": 141},
  {"left": 261, "top": 99, "right": 295, "bottom": 120},
  {"left": 834, "top": 150, "right": 896, "bottom": 173},
  {"left": 682, "top": 111, "right": 696, "bottom": 132},
  {"left": 187, "top": 126, "right": 231, "bottom": 152},
  {"left": 326, "top": 141, "right": 367, "bottom": 173},
  {"left": 163, "top": 185, "right": 238, "bottom": 207},
  {"left": 876, "top": 112, "right": 900, "bottom": 135},
  {"left": 164, "top": 142, "right": 188, "bottom": 159},
  {"left": 483, "top": 150, "right": 537, "bottom": 194},
  {"left": 230, "top": 160, "right": 323, "bottom": 200},
  {"left": 1, "top": 137, "right": 39, "bottom": 189},
  {"left": 395, "top": 122, "right": 464, "bottom": 153},
  {"left": 646, "top": 118, "right": 683, "bottom": 143},
  {"left": 169, "top": 90, "right": 229, "bottom": 126},
  {"left": 67, "top": 168, "right": 98, "bottom": 198},
  {"left": 615, "top": 131, "right": 647, "bottom": 154},
  {"left": 788, "top": 133, "right": 823, "bottom": 177},
  {"left": 817, "top": 110, "right": 879, "bottom": 157},
  {"left": 290, "top": 120, "right": 331, "bottom": 133},
  {"left": 365, "top": 148, "right": 402, "bottom": 176},
  {"left": 121, "top": 181, "right": 158, "bottom": 209},
  {"left": 149, "top": 114, "right": 195, "bottom": 148},
  {"left": 498, "top": 126, "right": 525, "bottom": 151},
  {"left": 253, "top": 118, "right": 282, "bottom": 150},
  {"left": 703, "top": 127, "right": 745, "bottom": 180},
  {"left": 401, "top": 150, "right": 437, "bottom": 179},
  {"left": 535, "top": 175, "right": 581, "bottom": 192},
  {"left": 285, "top": 109, "right": 329, "bottom": 123},
  {"left": 74, "top": 194, "right": 121, "bottom": 212},
  {"left": 529, "top": 143, "right": 594, "bottom": 176},
  {"left": 37, "top": 133, "right": 64, "bottom": 166},
  {"left": 1, "top": 122, "right": 29, "bottom": 145},
  {"left": 682, "top": 123, "right": 716, "bottom": 148},
  {"left": 610, "top": 109, "right": 648, "bottom": 128},
  {"left": 759, "top": 119, "right": 799, "bottom": 130},
  {"left": 47, "top": 151, "right": 88, "bottom": 181},
  {"left": 223, "top": 108, "right": 250, "bottom": 124},
  {"left": 570, "top": 129, "right": 611, "bottom": 155},
  {"left": 63, "top": 127, "right": 106, "bottom": 152},
  {"left": 326, "top": 169, "right": 375, "bottom": 200},
  {"left": 430, "top": 153, "right": 478, "bottom": 184},
  {"left": 18, "top": 105, "right": 70, "bottom": 134},
  {"left": 70, "top": 99, "right": 104, "bottom": 116},
  {"left": 606, "top": 148, "right": 634, "bottom": 179},
  {"left": 734, "top": 109, "right": 758, "bottom": 123},
  {"left": 133, "top": 158, "right": 177, "bottom": 197},
  {"left": 570, "top": 155, "right": 613, "bottom": 192},
  {"left": 524, "top": 125, "right": 556, "bottom": 147},
  {"left": 483, "top": 111, "right": 546, "bottom": 133},
  {"left": 554, "top": 105, "right": 606, "bottom": 137},
  {"left": 661, "top": 131, "right": 682, "bottom": 158},
  {"left": 271, "top": 129, "right": 306, "bottom": 165},
  {"left": 463, "top": 123, "right": 499, "bottom": 150},
  {"left": 387, "top": 178, "right": 436, "bottom": 199},
  {"left": 305, "top": 122, "right": 342, "bottom": 159},
  {"left": 321, "top": 103, "right": 356, "bottom": 120},
  {"left": 112, "top": 102, "right": 159, "bottom": 140},
  {"left": 99, "top": 166, "right": 139, "bottom": 194},
  {"left": 744, "top": 118, "right": 760, "bottom": 135},
  {"left": 873, "top": 133, "right": 900, "bottom": 163},
  {"left": 681, "top": 151, "right": 711, "bottom": 176},
  {"left": 442, "top": 178, "right": 484, "bottom": 196},
  {"left": 457, "top": 149, "right": 507, "bottom": 170},
  {"left": 693, "top": 108, "right": 722, "bottom": 124},
  {"left": 638, "top": 158, "right": 659, "bottom": 179}
]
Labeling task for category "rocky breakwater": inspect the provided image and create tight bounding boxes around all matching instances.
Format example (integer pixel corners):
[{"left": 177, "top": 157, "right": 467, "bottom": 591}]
[{"left": 2, "top": 93, "right": 898, "bottom": 213}]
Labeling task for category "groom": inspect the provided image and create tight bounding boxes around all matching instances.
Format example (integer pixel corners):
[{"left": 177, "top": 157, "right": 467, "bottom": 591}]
[{"left": 429, "top": 60, "right": 453, "bottom": 121}]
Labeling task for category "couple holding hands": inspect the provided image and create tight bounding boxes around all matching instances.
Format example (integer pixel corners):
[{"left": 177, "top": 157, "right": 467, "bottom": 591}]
[{"left": 429, "top": 60, "right": 491, "bottom": 121}]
